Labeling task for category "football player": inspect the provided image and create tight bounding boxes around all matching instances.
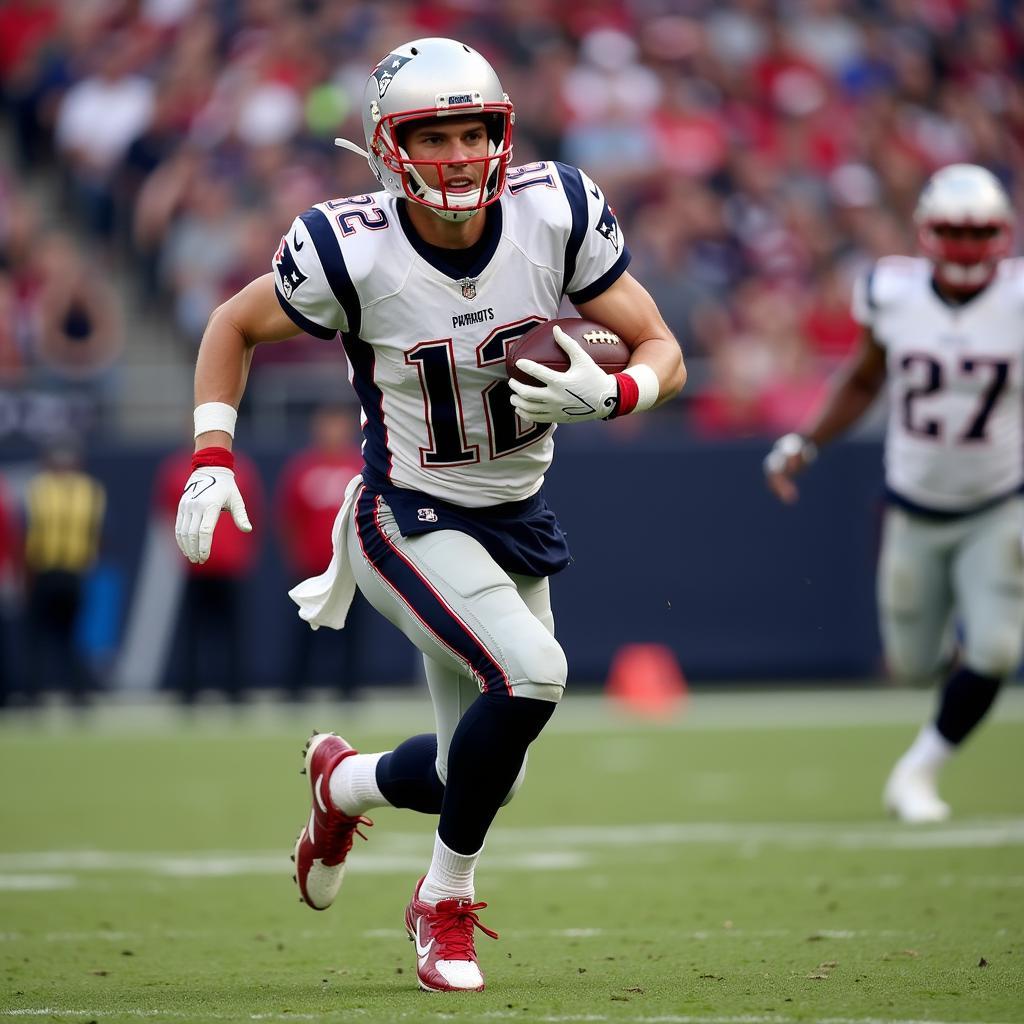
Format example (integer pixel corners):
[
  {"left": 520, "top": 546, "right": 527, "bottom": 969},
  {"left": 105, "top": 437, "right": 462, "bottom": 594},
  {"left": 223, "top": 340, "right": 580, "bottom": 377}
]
[
  {"left": 764, "top": 163, "right": 1022, "bottom": 824},
  {"left": 174, "top": 38, "right": 685, "bottom": 992}
]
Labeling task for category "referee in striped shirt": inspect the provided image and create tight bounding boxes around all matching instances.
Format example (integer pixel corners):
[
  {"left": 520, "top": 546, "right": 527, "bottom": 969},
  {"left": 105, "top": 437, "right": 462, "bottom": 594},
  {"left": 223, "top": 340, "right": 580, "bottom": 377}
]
[{"left": 24, "top": 443, "right": 105, "bottom": 706}]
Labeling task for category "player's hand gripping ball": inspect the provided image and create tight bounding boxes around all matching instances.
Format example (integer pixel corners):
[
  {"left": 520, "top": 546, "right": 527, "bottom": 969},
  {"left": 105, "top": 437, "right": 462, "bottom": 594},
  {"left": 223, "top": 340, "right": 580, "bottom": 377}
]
[
  {"left": 506, "top": 319, "right": 630, "bottom": 423},
  {"left": 506, "top": 318, "right": 629, "bottom": 385}
]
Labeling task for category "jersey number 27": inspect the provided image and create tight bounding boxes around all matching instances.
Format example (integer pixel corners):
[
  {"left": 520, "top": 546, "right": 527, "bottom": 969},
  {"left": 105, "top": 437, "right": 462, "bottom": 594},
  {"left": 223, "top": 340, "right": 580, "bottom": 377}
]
[{"left": 901, "top": 354, "right": 1011, "bottom": 442}]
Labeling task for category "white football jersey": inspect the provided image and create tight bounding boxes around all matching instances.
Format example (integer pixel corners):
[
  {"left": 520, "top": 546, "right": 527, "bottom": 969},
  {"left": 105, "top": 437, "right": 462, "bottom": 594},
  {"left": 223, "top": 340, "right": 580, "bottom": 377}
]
[
  {"left": 852, "top": 256, "right": 1024, "bottom": 511},
  {"left": 272, "top": 162, "right": 629, "bottom": 507}
]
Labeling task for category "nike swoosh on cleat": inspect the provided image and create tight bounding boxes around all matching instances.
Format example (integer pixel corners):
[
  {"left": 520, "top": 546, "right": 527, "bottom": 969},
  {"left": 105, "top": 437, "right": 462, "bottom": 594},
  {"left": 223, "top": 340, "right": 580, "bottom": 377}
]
[
  {"left": 314, "top": 774, "right": 327, "bottom": 813},
  {"left": 415, "top": 918, "right": 435, "bottom": 963},
  {"left": 307, "top": 809, "right": 316, "bottom": 844}
]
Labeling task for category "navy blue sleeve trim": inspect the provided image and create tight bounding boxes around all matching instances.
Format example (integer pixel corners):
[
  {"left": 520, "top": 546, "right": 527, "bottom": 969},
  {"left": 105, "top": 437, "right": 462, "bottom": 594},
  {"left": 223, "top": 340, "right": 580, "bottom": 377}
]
[
  {"left": 554, "top": 162, "right": 588, "bottom": 297},
  {"left": 275, "top": 288, "right": 337, "bottom": 340},
  {"left": 568, "top": 247, "right": 631, "bottom": 305},
  {"left": 299, "top": 208, "right": 362, "bottom": 338},
  {"left": 866, "top": 264, "right": 878, "bottom": 312}
]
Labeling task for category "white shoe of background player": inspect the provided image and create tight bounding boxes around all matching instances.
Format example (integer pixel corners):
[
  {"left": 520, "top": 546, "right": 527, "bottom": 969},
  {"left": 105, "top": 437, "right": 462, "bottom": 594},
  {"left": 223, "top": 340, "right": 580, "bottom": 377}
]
[{"left": 883, "top": 759, "right": 951, "bottom": 823}]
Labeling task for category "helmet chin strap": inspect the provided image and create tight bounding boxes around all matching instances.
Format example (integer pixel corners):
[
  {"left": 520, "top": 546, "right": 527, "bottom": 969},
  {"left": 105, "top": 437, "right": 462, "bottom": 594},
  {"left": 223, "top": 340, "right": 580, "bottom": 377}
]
[
  {"left": 938, "top": 261, "right": 993, "bottom": 288},
  {"left": 334, "top": 137, "right": 371, "bottom": 159},
  {"left": 430, "top": 206, "right": 481, "bottom": 224},
  {"left": 333, "top": 137, "right": 370, "bottom": 158}
]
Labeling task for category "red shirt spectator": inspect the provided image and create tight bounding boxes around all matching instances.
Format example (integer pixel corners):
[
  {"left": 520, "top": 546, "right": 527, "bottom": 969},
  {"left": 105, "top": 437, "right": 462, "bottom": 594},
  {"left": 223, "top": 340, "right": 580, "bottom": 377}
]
[
  {"left": 275, "top": 406, "right": 362, "bottom": 580},
  {"left": 802, "top": 267, "right": 860, "bottom": 358},
  {"left": 0, "top": 475, "right": 20, "bottom": 590},
  {"left": 156, "top": 448, "right": 264, "bottom": 577},
  {"left": 0, "top": 1, "right": 58, "bottom": 83}
]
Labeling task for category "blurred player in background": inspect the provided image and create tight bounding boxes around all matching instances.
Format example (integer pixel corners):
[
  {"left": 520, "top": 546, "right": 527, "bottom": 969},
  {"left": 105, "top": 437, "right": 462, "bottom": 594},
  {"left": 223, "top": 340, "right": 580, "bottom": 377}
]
[
  {"left": 23, "top": 440, "right": 105, "bottom": 706},
  {"left": 764, "top": 164, "right": 1022, "bottom": 824},
  {"left": 173, "top": 37, "right": 684, "bottom": 992},
  {"left": 274, "top": 404, "right": 363, "bottom": 701},
  {"left": 0, "top": 475, "right": 20, "bottom": 708}
]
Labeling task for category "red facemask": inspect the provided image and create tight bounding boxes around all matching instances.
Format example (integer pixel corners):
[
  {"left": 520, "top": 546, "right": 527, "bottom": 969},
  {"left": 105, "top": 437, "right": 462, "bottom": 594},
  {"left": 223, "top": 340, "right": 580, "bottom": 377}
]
[
  {"left": 373, "top": 106, "right": 514, "bottom": 216},
  {"left": 918, "top": 221, "right": 1013, "bottom": 295}
]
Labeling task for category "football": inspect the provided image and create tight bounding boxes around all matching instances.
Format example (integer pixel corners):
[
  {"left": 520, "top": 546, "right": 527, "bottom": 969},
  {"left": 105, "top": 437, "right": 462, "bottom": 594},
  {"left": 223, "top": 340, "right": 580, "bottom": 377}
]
[{"left": 506, "top": 318, "right": 630, "bottom": 386}]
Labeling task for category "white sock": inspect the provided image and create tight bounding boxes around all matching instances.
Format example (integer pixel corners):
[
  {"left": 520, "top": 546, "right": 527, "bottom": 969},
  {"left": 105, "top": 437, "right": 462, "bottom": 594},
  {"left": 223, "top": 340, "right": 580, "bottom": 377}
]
[
  {"left": 419, "top": 832, "right": 481, "bottom": 904},
  {"left": 899, "top": 722, "right": 954, "bottom": 775},
  {"left": 329, "top": 752, "right": 388, "bottom": 816}
]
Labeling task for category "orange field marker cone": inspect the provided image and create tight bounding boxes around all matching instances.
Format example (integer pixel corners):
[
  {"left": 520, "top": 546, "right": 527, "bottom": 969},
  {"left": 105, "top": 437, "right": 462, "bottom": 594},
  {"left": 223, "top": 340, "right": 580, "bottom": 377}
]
[{"left": 605, "top": 643, "right": 688, "bottom": 718}]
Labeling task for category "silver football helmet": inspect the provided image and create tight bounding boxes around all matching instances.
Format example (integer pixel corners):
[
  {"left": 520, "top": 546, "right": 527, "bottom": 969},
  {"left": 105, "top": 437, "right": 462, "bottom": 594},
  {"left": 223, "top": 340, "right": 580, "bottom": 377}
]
[
  {"left": 336, "top": 38, "right": 514, "bottom": 223},
  {"left": 914, "top": 163, "right": 1014, "bottom": 293}
]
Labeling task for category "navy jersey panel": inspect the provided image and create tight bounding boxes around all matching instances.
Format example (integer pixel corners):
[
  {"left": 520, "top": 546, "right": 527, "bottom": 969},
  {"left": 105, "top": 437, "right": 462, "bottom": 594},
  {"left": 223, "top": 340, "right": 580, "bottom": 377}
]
[{"left": 364, "top": 479, "right": 571, "bottom": 578}]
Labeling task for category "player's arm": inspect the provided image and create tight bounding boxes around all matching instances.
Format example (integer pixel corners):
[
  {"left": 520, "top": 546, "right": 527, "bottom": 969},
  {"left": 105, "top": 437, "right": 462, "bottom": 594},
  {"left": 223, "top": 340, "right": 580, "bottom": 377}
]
[
  {"left": 765, "top": 326, "right": 887, "bottom": 504},
  {"left": 575, "top": 271, "right": 686, "bottom": 408},
  {"left": 176, "top": 273, "right": 300, "bottom": 564},
  {"left": 194, "top": 273, "right": 301, "bottom": 450}
]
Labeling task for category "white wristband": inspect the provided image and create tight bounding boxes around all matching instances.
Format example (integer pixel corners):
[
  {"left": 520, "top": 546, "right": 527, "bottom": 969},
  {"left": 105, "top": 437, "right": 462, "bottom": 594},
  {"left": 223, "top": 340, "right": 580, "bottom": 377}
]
[
  {"left": 623, "top": 364, "right": 660, "bottom": 412},
  {"left": 194, "top": 402, "right": 238, "bottom": 439}
]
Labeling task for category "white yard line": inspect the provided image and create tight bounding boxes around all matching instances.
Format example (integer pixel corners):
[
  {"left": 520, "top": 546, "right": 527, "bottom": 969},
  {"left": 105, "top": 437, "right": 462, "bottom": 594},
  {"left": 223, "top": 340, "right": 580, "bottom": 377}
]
[
  {"left": 0, "top": 850, "right": 585, "bottom": 881},
  {"left": 484, "top": 818, "right": 1024, "bottom": 851},
  {"left": 0, "top": 874, "right": 75, "bottom": 891},
  {"left": 1, "top": 818, "right": 1023, "bottom": 888}
]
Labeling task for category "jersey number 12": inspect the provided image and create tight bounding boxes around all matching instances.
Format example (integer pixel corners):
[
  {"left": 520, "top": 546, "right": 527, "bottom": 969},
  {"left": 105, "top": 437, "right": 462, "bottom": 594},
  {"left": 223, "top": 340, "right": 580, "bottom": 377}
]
[{"left": 406, "top": 318, "right": 551, "bottom": 467}]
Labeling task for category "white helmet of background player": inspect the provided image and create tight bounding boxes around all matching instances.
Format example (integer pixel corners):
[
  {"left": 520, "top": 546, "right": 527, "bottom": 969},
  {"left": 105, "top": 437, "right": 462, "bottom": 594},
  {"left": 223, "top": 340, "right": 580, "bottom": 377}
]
[
  {"left": 914, "top": 163, "right": 1014, "bottom": 294},
  {"left": 335, "top": 38, "right": 514, "bottom": 223}
]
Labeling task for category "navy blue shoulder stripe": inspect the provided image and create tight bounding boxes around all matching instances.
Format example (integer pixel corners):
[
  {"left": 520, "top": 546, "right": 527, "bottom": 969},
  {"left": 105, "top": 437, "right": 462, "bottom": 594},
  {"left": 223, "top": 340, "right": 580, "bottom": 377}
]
[
  {"left": 342, "top": 334, "right": 390, "bottom": 484},
  {"left": 554, "top": 162, "right": 588, "bottom": 297},
  {"left": 569, "top": 248, "right": 631, "bottom": 305},
  {"left": 299, "top": 207, "right": 362, "bottom": 337},
  {"left": 275, "top": 288, "right": 336, "bottom": 340}
]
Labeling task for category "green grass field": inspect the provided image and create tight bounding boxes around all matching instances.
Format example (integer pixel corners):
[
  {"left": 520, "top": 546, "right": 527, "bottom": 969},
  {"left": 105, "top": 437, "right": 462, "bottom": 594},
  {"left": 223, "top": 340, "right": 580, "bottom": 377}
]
[{"left": 1, "top": 687, "right": 1022, "bottom": 1024}]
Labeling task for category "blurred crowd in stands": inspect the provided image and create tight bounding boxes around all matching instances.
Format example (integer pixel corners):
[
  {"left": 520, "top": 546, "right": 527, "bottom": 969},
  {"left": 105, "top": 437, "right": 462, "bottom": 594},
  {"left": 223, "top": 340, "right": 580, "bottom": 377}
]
[{"left": 0, "top": 0, "right": 1022, "bottom": 443}]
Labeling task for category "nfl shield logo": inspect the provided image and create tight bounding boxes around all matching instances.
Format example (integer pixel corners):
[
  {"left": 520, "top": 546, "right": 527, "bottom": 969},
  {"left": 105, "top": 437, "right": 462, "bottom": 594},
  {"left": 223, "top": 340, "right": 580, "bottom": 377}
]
[{"left": 459, "top": 278, "right": 477, "bottom": 301}]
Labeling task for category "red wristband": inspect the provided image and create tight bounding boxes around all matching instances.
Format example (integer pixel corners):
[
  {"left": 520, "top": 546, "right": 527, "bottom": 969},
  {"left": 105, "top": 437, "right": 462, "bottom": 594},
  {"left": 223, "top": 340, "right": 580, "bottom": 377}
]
[
  {"left": 191, "top": 446, "right": 235, "bottom": 471},
  {"left": 609, "top": 372, "right": 640, "bottom": 419}
]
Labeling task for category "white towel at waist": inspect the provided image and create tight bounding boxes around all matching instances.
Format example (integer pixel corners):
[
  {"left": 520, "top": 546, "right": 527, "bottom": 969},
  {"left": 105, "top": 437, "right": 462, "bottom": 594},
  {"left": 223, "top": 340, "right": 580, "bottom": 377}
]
[{"left": 288, "top": 473, "right": 362, "bottom": 630}]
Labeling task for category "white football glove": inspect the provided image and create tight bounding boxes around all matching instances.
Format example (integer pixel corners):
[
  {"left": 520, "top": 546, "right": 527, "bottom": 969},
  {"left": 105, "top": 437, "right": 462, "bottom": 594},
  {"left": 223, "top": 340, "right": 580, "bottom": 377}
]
[
  {"left": 763, "top": 432, "right": 818, "bottom": 505},
  {"left": 508, "top": 325, "right": 619, "bottom": 423},
  {"left": 175, "top": 466, "right": 252, "bottom": 564}
]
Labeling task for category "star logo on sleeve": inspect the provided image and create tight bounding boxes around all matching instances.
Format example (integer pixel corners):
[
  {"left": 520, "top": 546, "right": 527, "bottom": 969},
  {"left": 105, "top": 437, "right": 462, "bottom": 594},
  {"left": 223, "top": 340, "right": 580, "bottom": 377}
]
[
  {"left": 596, "top": 209, "right": 620, "bottom": 252},
  {"left": 273, "top": 237, "right": 308, "bottom": 300}
]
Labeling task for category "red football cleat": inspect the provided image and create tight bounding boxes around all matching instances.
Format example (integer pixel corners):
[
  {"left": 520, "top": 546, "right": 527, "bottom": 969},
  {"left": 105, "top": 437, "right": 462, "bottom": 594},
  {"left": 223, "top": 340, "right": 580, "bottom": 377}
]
[
  {"left": 404, "top": 876, "right": 499, "bottom": 992},
  {"left": 292, "top": 732, "right": 372, "bottom": 910}
]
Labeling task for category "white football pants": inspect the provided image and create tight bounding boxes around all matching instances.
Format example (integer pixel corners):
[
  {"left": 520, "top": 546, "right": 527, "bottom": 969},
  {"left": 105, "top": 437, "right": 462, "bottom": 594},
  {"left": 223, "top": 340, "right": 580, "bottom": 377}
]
[
  {"left": 877, "top": 497, "right": 1024, "bottom": 681},
  {"left": 346, "top": 491, "right": 566, "bottom": 788}
]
